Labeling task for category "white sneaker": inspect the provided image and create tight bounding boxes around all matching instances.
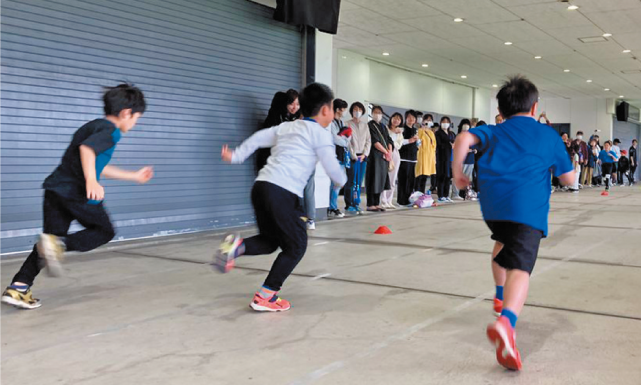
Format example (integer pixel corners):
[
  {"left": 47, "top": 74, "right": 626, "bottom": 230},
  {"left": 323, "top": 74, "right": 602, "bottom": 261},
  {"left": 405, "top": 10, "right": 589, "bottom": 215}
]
[
  {"left": 307, "top": 221, "right": 316, "bottom": 230},
  {"left": 453, "top": 196, "right": 464, "bottom": 201}
]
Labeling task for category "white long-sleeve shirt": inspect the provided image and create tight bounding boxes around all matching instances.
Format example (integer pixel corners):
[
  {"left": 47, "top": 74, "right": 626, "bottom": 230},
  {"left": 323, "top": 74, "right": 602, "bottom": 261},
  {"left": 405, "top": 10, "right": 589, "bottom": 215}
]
[
  {"left": 231, "top": 119, "right": 347, "bottom": 197},
  {"left": 347, "top": 118, "right": 371, "bottom": 159}
]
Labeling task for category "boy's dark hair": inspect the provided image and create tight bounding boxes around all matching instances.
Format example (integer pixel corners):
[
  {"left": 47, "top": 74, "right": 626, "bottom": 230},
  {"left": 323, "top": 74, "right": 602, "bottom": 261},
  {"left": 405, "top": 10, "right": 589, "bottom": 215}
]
[
  {"left": 424, "top": 113, "right": 434, "bottom": 121},
  {"left": 333, "top": 98, "right": 348, "bottom": 112},
  {"left": 103, "top": 83, "right": 146, "bottom": 116},
  {"left": 577, "top": 131, "right": 584, "bottom": 135},
  {"left": 613, "top": 138, "right": 621, "bottom": 144},
  {"left": 350, "top": 101, "right": 366, "bottom": 116},
  {"left": 405, "top": 110, "right": 417, "bottom": 120},
  {"left": 299, "top": 83, "right": 334, "bottom": 117},
  {"left": 496, "top": 75, "right": 539, "bottom": 119},
  {"left": 477, "top": 120, "right": 487, "bottom": 126},
  {"left": 372, "top": 105, "right": 384, "bottom": 114},
  {"left": 286, "top": 89, "right": 299, "bottom": 105},
  {"left": 389, "top": 112, "right": 403, "bottom": 126},
  {"left": 633, "top": 139, "right": 638, "bottom": 143}
]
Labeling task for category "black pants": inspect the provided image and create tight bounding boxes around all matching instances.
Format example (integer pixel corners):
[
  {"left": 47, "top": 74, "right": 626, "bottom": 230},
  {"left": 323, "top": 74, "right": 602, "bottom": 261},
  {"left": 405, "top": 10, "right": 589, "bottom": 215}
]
[
  {"left": 430, "top": 174, "right": 437, "bottom": 193},
  {"left": 397, "top": 161, "right": 415, "bottom": 205},
  {"left": 243, "top": 181, "right": 307, "bottom": 291},
  {"left": 12, "top": 190, "right": 115, "bottom": 286},
  {"left": 630, "top": 165, "right": 637, "bottom": 184},
  {"left": 437, "top": 173, "right": 451, "bottom": 199},
  {"left": 414, "top": 175, "right": 429, "bottom": 194},
  {"left": 367, "top": 192, "right": 381, "bottom": 207}
]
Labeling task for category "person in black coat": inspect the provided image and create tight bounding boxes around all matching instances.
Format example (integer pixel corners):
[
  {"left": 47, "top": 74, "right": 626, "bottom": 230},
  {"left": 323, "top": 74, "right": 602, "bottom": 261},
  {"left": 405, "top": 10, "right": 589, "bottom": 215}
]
[
  {"left": 365, "top": 105, "right": 393, "bottom": 211},
  {"left": 435, "top": 116, "right": 454, "bottom": 202},
  {"left": 255, "top": 89, "right": 300, "bottom": 173},
  {"left": 397, "top": 110, "right": 419, "bottom": 205}
]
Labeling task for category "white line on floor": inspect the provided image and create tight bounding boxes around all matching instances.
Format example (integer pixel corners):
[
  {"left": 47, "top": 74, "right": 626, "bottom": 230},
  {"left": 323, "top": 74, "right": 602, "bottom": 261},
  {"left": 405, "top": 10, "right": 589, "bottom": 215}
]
[
  {"left": 288, "top": 237, "right": 612, "bottom": 385},
  {"left": 311, "top": 273, "right": 332, "bottom": 280},
  {"left": 313, "top": 242, "right": 330, "bottom": 246}
]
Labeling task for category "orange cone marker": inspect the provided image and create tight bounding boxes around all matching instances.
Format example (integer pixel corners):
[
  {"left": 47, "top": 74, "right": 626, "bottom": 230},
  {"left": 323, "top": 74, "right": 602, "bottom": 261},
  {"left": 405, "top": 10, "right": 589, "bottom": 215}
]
[{"left": 374, "top": 226, "right": 392, "bottom": 234}]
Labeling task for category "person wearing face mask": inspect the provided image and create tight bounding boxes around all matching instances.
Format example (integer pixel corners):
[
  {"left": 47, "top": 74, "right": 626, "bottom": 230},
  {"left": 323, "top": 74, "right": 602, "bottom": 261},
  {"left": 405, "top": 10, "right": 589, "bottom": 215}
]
[
  {"left": 256, "top": 89, "right": 301, "bottom": 173},
  {"left": 382, "top": 113, "right": 404, "bottom": 209},
  {"left": 344, "top": 102, "right": 371, "bottom": 214},
  {"left": 435, "top": 117, "right": 454, "bottom": 202},
  {"left": 415, "top": 111, "right": 424, "bottom": 129},
  {"left": 415, "top": 113, "right": 437, "bottom": 194},
  {"left": 576, "top": 131, "right": 589, "bottom": 188},
  {"left": 451, "top": 119, "right": 474, "bottom": 200},
  {"left": 397, "top": 110, "right": 419, "bottom": 205},
  {"left": 365, "top": 106, "right": 393, "bottom": 211}
]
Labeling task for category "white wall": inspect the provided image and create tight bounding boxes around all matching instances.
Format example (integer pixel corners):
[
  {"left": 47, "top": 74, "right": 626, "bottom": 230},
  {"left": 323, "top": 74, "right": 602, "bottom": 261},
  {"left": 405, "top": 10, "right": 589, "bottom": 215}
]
[
  {"left": 474, "top": 88, "right": 492, "bottom": 123},
  {"left": 313, "top": 31, "right": 334, "bottom": 211},
  {"left": 336, "top": 50, "right": 482, "bottom": 119}
]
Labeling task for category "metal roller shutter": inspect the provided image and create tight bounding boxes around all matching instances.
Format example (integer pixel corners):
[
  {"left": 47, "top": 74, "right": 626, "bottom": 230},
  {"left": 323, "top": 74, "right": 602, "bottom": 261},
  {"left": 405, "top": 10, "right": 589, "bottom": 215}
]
[{"left": 1, "top": 0, "right": 302, "bottom": 253}]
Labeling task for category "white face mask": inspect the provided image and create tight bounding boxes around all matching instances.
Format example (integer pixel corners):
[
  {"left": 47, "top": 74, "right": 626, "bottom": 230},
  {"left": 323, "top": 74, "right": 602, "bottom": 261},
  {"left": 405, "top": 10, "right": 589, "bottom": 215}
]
[
  {"left": 462, "top": 124, "right": 470, "bottom": 131},
  {"left": 416, "top": 118, "right": 423, "bottom": 125},
  {"left": 577, "top": 135, "right": 583, "bottom": 140},
  {"left": 426, "top": 121, "right": 434, "bottom": 128},
  {"left": 373, "top": 113, "right": 383, "bottom": 123},
  {"left": 353, "top": 111, "right": 362, "bottom": 119},
  {"left": 442, "top": 123, "right": 450, "bottom": 130}
]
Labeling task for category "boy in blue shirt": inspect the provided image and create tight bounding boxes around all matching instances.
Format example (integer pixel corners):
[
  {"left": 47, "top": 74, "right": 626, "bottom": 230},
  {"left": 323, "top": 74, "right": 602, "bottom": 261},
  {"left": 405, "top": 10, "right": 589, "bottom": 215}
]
[
  {"left": 597, "top": 140, "right": 619, "bottom": 194},
  {"left": 2, "top": 84, "right": 154, "bottom": 310},
  {"left": 453, "top": 75, "right": 574, "bottom": 370}
]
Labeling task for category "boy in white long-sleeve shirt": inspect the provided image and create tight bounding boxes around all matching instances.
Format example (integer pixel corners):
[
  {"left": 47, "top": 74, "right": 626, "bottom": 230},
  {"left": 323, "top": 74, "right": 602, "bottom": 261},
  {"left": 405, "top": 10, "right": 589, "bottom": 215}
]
[{"left": 216, "top": 83, "right": 347, "bottom": 312}]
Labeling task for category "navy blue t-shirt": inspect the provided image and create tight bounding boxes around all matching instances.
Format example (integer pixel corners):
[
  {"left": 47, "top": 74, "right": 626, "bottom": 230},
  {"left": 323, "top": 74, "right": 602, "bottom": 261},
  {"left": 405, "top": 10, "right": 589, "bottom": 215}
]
[
  {"left": 43, "top": 119, "right": 121, "bottom": 203},
  {"left": 469, "top": 117, "right": 573, "bottom": 236}
]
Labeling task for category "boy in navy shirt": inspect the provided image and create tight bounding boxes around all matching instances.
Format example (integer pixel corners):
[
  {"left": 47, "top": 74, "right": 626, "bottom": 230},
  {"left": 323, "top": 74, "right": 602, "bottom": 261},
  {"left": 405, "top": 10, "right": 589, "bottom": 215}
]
[
  {"left": 598, "top": 140, "right": 619, "bottom": 193},
  {"left": 453, "top": 76, "right": 574, "bottom": 370},
  {"left": 2, "top": 84, "right": 153, "bottom": 310}
]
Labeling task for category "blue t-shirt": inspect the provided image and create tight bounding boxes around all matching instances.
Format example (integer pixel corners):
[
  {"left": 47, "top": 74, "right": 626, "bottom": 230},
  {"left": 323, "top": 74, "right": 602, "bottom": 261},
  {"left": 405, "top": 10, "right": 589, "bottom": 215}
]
[
  {"left": 598, "top": 150, "right": 617, "bottom": 164},
  {"left": 469, "top": 117, "right": 573, "bottom": 236}
]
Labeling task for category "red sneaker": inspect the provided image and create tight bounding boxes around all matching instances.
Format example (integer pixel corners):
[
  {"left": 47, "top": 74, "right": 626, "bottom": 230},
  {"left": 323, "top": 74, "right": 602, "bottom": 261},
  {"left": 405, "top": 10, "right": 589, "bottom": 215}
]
[
  {"left": 486, "top": 316, "right": 522, "bottom": 371},
  {"left": 213, "top": 234, "right": 242, "bottom": 273},
  {"left": 250, "top": 293, "right": 291, "bottom": 312},
  {"left": 493, "top": 298, "right": 503, "bottom": 317}
]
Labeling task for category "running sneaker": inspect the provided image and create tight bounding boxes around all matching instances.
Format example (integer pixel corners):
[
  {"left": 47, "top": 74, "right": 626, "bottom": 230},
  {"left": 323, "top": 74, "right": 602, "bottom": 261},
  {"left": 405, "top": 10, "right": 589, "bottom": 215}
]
[
  {"left": 453, "top": 196, "right": 465, "bottom": 201},
  {"left": 38, "top": 233, "right": 65, "bottom": 277},
  {"left": 493, "top": 297, "right": 503, "bottom": 317},
  {"left": 355, "top": 207, "right": 364, "bottom": 215},
  {"left": 250, "top": 293, "right": 291, "bottom": 312},
  {"left": 1, "top": 286, "right": 42, "bottom": 310},
  {"left": 213, "top": 233, "right": 242, "bottom": 273},
  {"left": 445, "top": 197, "right": 454, "bottom": 203},
  {"left": 334, "top": 209, "right": 345, "bottom": 218},
  {"left": 486, "top": 316, "right": 522, "bottom": 371}
]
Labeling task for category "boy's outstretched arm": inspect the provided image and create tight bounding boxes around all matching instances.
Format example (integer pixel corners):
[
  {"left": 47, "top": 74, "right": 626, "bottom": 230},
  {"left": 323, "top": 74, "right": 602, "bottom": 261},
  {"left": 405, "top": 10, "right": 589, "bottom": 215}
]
[
  {"left": 79, "top": 144, "right": 104, "bottom": 201},
  {"left": 316, "top": 145, "right": 347, "bottom": 187},
  {"left": 452, "top": 132, "right": 480, "bottom": 189},
  {"left": 558, "top": 170, "right": 575, "bottom": 186},
  {"left": 101, "top": 165, "right": 154, "bottom": 183},
  {"left": 222, "top": 127, "right": 277, "bottom": 164}
]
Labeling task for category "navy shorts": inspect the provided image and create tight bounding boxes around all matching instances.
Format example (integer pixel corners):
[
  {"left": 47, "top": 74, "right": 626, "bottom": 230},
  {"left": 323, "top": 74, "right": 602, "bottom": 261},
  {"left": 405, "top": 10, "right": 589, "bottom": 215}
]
[{"left": 486, "top": 221, "right": 543, "bottom": 274}]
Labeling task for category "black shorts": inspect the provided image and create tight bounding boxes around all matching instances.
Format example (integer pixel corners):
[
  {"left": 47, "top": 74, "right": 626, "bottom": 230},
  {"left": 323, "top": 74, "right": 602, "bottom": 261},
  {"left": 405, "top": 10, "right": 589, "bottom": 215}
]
[
  {"left": 602, "top": 162, "right": 613, "bottom": 176},
  {"left": 486, "top": 220, "right": 543, "bottom": 274}
]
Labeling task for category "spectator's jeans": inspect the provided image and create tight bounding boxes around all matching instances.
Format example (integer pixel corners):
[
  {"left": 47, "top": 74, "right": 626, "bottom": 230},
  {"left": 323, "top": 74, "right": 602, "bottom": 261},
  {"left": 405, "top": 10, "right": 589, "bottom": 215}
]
[
  {"left": 303, "top": 171, "right": 315, "bottom": 221},
  {"left": 344, "top": 158, "right": 365, "bottom": 209},
  {"left": 329, "top": 164, "right": 346, "bottom": 211}
]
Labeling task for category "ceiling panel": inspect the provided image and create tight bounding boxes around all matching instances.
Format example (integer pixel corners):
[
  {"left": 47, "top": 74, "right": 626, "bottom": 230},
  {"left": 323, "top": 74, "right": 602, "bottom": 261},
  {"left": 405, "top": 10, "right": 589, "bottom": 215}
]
[
  {"left": 419, "top": 0, "right": 521, "bottom": 24},
  {"left": 409, "top": 16, "right": 491, "bottom": 39},
  {"left": 382, "top": 31, "right": 453, "bottom": 50},
  {"left": 612, "top": 33, "right": 641, "bottom": 50},
  {"left": 574, "top": 0, "right": 641, "bottom": 12},
  {"left": 582, "top": 8, "right": 641, "bottom": 34},
  {"left": 545, "top": 25, "right": 609, "bottom": 47},
  {"left": 475, "top": 20, "right": 551, "bottom": 43},
  {"left": 517, "top": 39, "right": 575, "bottom": 56},
  {"left": 507, "top": 3, "right": 594, "bottom": 29},
  {"left": 348, "top": 0, "right": 443, "bottom": 19}
]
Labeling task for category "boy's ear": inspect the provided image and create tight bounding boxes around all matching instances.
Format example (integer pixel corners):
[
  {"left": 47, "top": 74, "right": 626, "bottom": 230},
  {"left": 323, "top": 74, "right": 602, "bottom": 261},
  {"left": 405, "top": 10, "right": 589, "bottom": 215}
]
[
  {"left": 530, "top": 102, "right": 539, "bottom": 117},
  {"left": 119, "top": 108, "right": 133, "bottom": 120}
]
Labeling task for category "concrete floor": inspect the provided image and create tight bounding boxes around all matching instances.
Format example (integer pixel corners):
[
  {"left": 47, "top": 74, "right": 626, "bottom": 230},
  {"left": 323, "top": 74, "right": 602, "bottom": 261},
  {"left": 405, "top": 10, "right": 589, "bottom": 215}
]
[{"left": 2, "top": 186, "right": 641, "bottom": 385}]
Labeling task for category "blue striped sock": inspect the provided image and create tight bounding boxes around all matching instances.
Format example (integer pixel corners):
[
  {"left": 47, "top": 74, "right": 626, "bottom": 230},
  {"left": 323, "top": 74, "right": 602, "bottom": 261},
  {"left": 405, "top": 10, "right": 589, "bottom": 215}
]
[
  {"left": 258, "top": 286, "right": 276, "bottom": 299},
  {"left": 495, "top": 286, "right": 504, "bottom": 301},
  {"left": 501, "top": 308, "right": 518, "bottom": 328}
]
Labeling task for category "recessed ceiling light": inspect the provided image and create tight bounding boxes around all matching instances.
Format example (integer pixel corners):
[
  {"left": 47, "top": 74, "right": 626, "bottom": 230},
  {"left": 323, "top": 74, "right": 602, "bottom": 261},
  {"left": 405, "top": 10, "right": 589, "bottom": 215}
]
[
  {"left": 454, "top": 18, "right": 464, "bottom": 22},
  {"left": 604, "top": 88, "right": 610, "bottom": 91},
  {"left": 492, "top": 84, "right": 498, "bottom": 88},
  {"left": 504, "top": 41, "right": 513, "bottom": 45},
  {"left": 341, "top": 56, "right": 347, "bottom": 59},
  {"left": 534, "top": 56, "right": 542, "bottom": 59},
  {"left": 568, "top": 5, "right": 579, "bottom": 10},
  {"left": 461, "top": 75, "right": 467, "bottom": 79},
  {"left": 586, "top": 79, "right": 593, "bottom": 83},
  {"left": 564, "top": 69, "right": 571, "bottom": 72},
  {"left": 422, "top": 64, "right": 429, "bottom": 67},
  {"left": 382, "top": 52, "right": 390, "bottom": 56},
  {"left": 620, "top": 95, "right": 625, "bottom": 98},
  {"left": 623, "top": 49, "right": 632, "bottom": 53},
  {"left": 603, "top": 33, "right": 612, "bottom": 37}
]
